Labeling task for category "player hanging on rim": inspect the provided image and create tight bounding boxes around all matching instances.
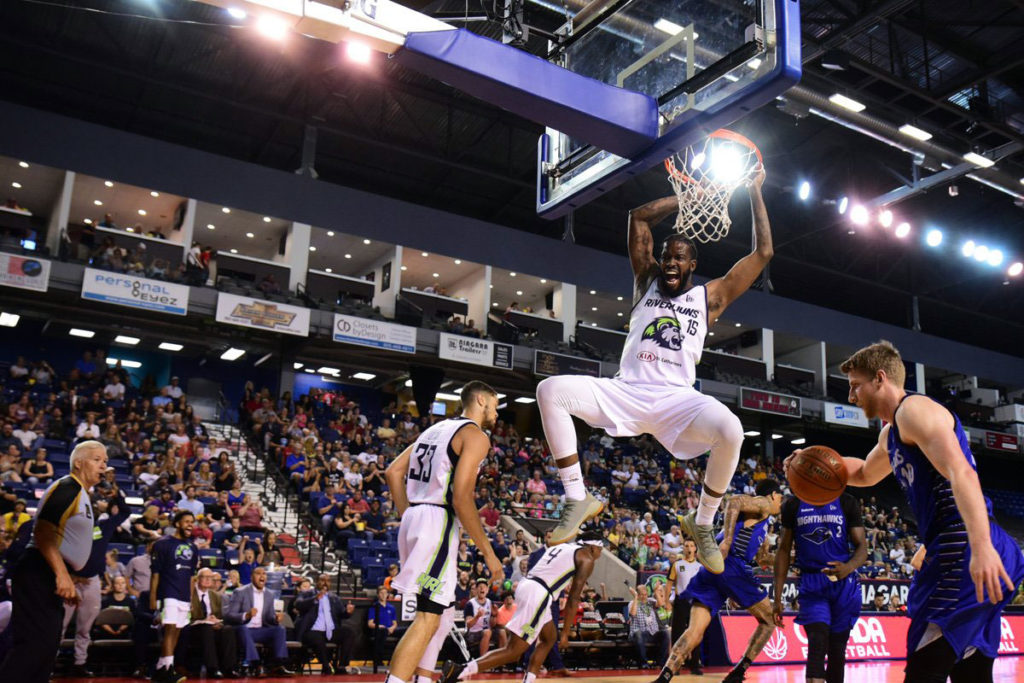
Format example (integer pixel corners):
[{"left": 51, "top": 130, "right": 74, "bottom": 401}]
[
  {"left": 538, "top": 164, "right": 772, "bottom": 574},
  {"left": 650, "top": 479, "right": 783, "bottom": 683},
  {"left": 789, "top": 341, "right": 1024, "bottom": 683},
  {"left": 384, "top": 381, "right": 504, "bottom": 683},
  {"left": 439, "top": 528, "right": 604, "bottom": 683},
  {"left": 773, "top": 491, "right": 868, "bottom": 683}
]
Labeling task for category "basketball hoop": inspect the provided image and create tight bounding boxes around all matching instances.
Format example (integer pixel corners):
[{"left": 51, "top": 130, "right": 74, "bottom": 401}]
[{"left": 664, "top": 129, "right": 763, "bottom": 243}]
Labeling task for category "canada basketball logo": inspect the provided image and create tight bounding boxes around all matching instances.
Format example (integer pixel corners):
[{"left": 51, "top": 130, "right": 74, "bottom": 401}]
[
  {"left": 641, "top": 317, "right": 682, "bottom": 350},
  {"left": 763, "top": 629, "right": 788, "bottom": 660}
]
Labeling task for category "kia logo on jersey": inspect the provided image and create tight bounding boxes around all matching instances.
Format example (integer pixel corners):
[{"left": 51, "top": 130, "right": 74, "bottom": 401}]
[
  {"left": 762, "top": 630, "right": 788, "bottom": 660},
  {"left": 636, "top": 351, "right": 657, "bottom": 362}
]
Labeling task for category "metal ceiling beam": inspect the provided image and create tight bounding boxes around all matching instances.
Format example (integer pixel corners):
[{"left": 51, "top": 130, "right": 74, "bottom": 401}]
[{"left": 802, "top": 0, "right": 918, "bottom": 64}]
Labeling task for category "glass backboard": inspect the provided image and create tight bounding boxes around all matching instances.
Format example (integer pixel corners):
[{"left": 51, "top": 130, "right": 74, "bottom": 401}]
[{"left": 537, "top": 0, "right": 800, "bottom": 217}]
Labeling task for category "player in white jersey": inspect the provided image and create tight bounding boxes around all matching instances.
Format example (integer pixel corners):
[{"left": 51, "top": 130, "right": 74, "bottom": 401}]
[
  {"left": 538, "top": 167, "right": 772, "bottom": 574},
  {"left": 384, "top": 381, "right": 504, "bottom": 683},
  {"left": 439, "top": 528, "right": 605, "bottom": 683}
]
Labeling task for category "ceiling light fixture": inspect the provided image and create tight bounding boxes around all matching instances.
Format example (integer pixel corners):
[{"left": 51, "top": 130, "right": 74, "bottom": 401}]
[
  {"left": 69, "top": 328, "right": 95, "bottom": 338},
  {"left": 898, "top": 124, "right": 932, "bottom": 141},
  {"left": 221, "top": 348, "right": 245, "bottom": 361},
  {"left": 114, "top": 335, "right": 140, "bottom": 345},
  {"left": 0, "top": 312, "right": 20, "bottom": 327},
  {"left": 158, "top": 342, "right": 183, "bottom": 351},
  {"left": 828, "top": 93, "right": 865, "bottom": 112}
]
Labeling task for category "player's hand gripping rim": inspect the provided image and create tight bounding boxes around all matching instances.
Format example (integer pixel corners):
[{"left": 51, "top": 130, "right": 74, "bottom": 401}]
[{"left": 970, "top": 543, "right": 1015, "bottom": 605}]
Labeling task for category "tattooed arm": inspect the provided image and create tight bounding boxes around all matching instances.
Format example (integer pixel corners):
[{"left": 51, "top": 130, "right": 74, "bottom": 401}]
[{"left": 718, "top": 495, "right": 771, "bottom": 555}]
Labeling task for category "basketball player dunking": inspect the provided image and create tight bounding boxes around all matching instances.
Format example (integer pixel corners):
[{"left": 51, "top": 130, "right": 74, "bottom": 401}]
[
  {"left": 789, "top": 341, "right": 1024, "bottom": 683},
  {"left": 384, "top": 381, "right": 504, "bottom": 683},
  {"left": 538, "top": 167, "right": 772, "bottom": 575},
  {"left": 773, "top": 492, "right": 867, "bottom": 683}
]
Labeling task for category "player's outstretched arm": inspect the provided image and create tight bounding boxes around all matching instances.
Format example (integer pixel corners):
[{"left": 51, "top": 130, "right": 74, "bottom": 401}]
[
  {"left": 627, "top": 196, "right": 676, "bottom": 293},
  {"left": 705, "top": 169, "right": 772, "bottom": 319},
  {"left": 772, "top": 527, "right": 794, "bottom": 625},
  {"left": 384, "top": 445, "right": 414, "bottom": 516},
  {"left": 897, "top": 397, "right": 1015, "bottom": 604},
  {"left": 836, "top": 426, "right": 893, "bottom": 487},
  {"left": 453, "top": 428, "right": 503, "bottom": 584}
]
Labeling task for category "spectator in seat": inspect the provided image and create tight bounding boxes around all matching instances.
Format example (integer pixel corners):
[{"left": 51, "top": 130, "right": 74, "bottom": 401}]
[
  {"left": 455, "top": 571, "right": 473, "bottom": 609},
  {"left": 464, "top": 580, "right": 493, "bottom": 656},
  {"left": 258, "top": 273, "right": 282, "bottom": 296},
  {"left": 225, "top": 566, "right": 294, "bottom": 677},
  {"left": 366, "top": 585, "right": 397, "bottom": 669},
  {"left": 1, "top": 499, "right": 29, "bottom": 535},
  {"left": 493, "top": 591, "right": 517, "bottom": 648},
  {"left": 363, "top": 499, "right": 387, "bottom": 540},
  {"left": 347, "top": 489, "right": 369, "bottom": 515},
  {"left": 164, "top": 376, "right": 184, "bottom": 400},
  {"left": 626, "top": 583, "right": 668, "bottom": 667},
  {"left": 237, "top": 536, "right": 265, "bottom": 585},
  {"left": 294, "top": 574, "right": 357, "bottom": 675},
  {"left": 12, "top": 420, "right": 39, "bottom": 453},
  {"left": 237, "top": 494, "right": 265, "bottom": 532},
  {"left": 0, "top": 446, "right": 21, "bottom": 483},
  {"left": 177, "top": 485, "right": 205, "bottom": 518},
  {"left": 178, "top": 567, "right": 238, "bottom": 678},
  {"left": 525, "top": 470, "right": 547, "bottom": 496},
  {"left": 132, "top": 505, "right": 163, "bottom": 544},
  {"left": 480, "top": 499, "right": 500, "bottom": 533}
]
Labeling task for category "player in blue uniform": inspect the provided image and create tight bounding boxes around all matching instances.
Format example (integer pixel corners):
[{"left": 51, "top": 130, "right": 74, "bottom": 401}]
[
  {"left": 650, "top": 479, "right": 783, "bottom": 683},
  {"left": 790, "top": 340, "right": 1024, "bottom": 683},
  {"left": 150, "top": 511, "right": 198, "bottom": 683},
  {"left": 773, "top": 493, "right": 867, "bottom": 683}
]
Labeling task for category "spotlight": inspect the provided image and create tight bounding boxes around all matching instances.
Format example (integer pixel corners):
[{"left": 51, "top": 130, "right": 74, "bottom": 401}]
[
  {"left": 849, "top": 205, "right": 869, "bottom": 226},
  {"left": 878, "top": 209, "right": 893, "bottom": 228},
  {"left": 961, "top": 240, "right": 976, "bottom": 258},
  {"left": 837, "top": 196, "right": 849, "bottom": 214},
  {"left": 345, "top": 41, "right": 372, "bottom": 64},
  {"left": 987, "top": 249, "right": 1003, "bottom": 267},
  {"left": 709, "top": 145, "right": 745, "bottom": 183},
  {"left": 1008, "top": 262, "right": 1023, "bottom": 277},
  {"left": 255, "top": 15, "right": 288, "bottom": 40},
  {"left": 973, "top": 245, "right": 989, "bottom": 262},
  {"left": 797, "top": 181, "right": 811, "bottom": 201},
  {"left": 227, "top": 7, "right": 247, "bottom": 20},
  {"left": 925, "top": 229, "right": 943, "bottom": 247}
]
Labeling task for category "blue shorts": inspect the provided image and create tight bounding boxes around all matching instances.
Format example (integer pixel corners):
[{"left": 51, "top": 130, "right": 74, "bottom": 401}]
[
  {"left": 682, "top": 558, "right": 766, "bottom": 616},
  {"left": 795, "top": 572, "right": 861, "bottom": 632},
  {"left": 908, "top": 521, "right": 1024, "bottom": 659}
]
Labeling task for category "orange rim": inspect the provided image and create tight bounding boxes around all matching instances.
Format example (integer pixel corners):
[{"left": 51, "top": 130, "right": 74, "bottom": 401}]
[{"left": 664, "top": 128, "right": 763, "bottom": 184}]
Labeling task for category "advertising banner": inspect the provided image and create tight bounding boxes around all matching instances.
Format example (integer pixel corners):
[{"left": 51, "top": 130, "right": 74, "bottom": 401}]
[
  {"left": 721, "top": 614, "right": 1024, "bottom": 664},
  {"left": 333, "top": 313, "right": 416, "bottom": 354},
  {"left": 740, "top": 387, "right": 802, "bottom": 417},
  {"left": 438, "top": 332, "right": 513, "bottom": 370},
  {"left": 215, "top": 292, "right": 309, "bottom": 337},
  {"left": 81, "top": 267, "right": 188, "bottom": 315},
  {"left": 983, "top": 430, "right": 1020, "bottom": 453},
  {"left": 0, "top": 252, "right": 50, "bottom": 292},
  {"left": 534, "top": 350, "right": 601, "bottom": 378},
  {"left": 824, "top": 401, "right": 870, "bottom": 429}
]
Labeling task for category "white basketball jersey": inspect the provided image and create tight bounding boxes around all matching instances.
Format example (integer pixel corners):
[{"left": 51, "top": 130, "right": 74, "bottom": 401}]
[
  {"left": 526, "top": 542, "right": 583, "bottom": 594},
  {"left": 617, "top": 280, "right": 707, "bottom": 388},
  {"left": 405, "top": 416, "right": 476, "bottom": 506}
]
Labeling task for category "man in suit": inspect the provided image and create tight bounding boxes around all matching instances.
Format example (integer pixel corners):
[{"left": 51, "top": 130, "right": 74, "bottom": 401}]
[
  {"left": 176, "top": 568, "right": 238, "bottom": 678},
  {"left": 224, "top": 567, "right": 295, "bottom": 677},
  {"left": 294, "top": 573, "right": 357, "bottom": 675}
]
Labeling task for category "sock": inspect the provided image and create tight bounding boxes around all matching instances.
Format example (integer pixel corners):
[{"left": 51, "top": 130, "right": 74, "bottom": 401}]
[
  {"left": 558, "top": 463, "right": 586, "bottom": 502},
  {"left": 656, "top": 666, "right": 674, "bottom": 683},
  {"left": 460, "top": 660, "right": 479, "bottom": 678},
  {"left": 695, "top": 489, "right": 723, "bottom": 526},
  {"left": 157, "top": 656, "right": 174, "bottom": 669},
  {"left": 736, "top": 656, "right": 753, "bottom": 672},
  {"left": 523, "top": 672, "right": 537, "bottom": 683},
  {"left": 415, "top": 675, "right": 432, "bottom": 683},
  {"left": 387, "top": 675, "right": 408, "bottom": 683}
]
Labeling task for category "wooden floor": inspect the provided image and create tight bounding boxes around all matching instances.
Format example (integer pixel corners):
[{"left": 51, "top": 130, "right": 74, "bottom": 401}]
[{"left": 51, "top": 657, "right": 1023, "bottom": 682}]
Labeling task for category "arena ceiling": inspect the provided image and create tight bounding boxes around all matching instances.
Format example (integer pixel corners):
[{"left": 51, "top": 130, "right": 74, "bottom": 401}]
[{"left": 0, "top": 0, "right": 1023, "bottom": 357}]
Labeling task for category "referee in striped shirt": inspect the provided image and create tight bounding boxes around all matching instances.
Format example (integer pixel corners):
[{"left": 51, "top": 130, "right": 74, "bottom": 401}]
[{"left": 0, "top": 440, "right": 107, "bottom": 683}]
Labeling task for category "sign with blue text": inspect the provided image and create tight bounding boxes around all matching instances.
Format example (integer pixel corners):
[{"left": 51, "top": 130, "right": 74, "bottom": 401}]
[
  {"left": 333, "top": 313, "right": 416, "bottom": 354},
  {"left": 81, "top": 268, "right": 188, "bottom": 315}
]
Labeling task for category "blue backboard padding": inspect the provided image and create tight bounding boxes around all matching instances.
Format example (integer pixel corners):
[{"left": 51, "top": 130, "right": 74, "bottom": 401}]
[
  {"left": 396, "top": 29, "right": 659, "bottom": 159},
  {"left": 536, "top": 0, "right": 803, "bottom": 218}
]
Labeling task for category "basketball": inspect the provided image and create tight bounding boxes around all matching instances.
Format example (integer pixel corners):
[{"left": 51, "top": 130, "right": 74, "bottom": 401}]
[{"left": 786, "top": 446, "right": 849, "bottom": 506}]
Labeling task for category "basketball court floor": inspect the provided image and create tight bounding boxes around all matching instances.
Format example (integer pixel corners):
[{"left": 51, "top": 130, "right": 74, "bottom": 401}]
[{"left": 48, "top": 659, "right": 1024, "bottom": 682}]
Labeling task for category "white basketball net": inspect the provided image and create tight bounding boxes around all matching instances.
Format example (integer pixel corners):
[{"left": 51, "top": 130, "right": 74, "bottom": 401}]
[{"left": 665, "top": 131, "right": 763, "bottom": 243}]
